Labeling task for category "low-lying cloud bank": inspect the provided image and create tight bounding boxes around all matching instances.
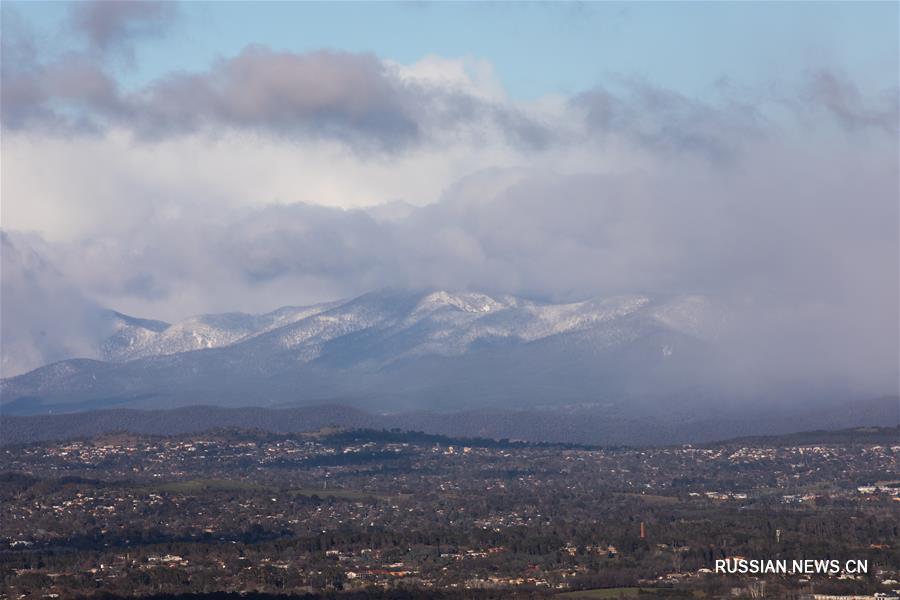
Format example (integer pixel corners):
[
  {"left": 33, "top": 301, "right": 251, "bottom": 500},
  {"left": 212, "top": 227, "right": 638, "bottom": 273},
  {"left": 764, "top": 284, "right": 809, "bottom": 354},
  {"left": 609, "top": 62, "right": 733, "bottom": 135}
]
[{"left": 3, "top": 138, "right": 897, "bottom": 393}]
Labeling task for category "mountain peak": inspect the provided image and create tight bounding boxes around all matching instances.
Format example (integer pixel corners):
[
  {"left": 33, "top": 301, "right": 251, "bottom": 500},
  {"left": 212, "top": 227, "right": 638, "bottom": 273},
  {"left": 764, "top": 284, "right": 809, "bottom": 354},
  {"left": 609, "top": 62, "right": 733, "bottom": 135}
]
[
  {"left": 4, "top": 289, "right": 727, "bottom": 393},
  {"left": 2, "top": 287, "right": 726, "bottom": 417},
  {"left": 415, "top": 290, "right": 508, "bottom": 314}
]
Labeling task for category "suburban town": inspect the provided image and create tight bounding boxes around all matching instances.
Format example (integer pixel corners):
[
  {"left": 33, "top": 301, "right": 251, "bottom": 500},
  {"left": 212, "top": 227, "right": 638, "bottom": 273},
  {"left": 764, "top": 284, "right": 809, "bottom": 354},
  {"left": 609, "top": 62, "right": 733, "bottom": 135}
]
[{"left": 1, "top": 427, "right": 897, "bottom": 599}]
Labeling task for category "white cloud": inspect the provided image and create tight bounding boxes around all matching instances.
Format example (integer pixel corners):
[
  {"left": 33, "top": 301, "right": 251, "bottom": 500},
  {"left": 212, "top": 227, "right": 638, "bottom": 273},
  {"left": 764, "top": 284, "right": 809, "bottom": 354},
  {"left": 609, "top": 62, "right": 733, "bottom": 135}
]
[
  {"left": 391, "top": 55, "right": 507, "bottom": 102},
  {"left": 1, "top": 31, "right": 897, "bottom": 393}
]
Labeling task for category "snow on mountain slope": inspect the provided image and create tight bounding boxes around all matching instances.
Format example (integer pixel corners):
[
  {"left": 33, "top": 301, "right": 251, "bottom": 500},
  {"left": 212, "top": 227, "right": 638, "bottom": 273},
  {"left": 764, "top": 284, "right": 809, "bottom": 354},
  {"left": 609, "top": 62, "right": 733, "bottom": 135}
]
[
  {"left": 31, "top": 289, "right": 720, "bottom": 368},
  {"left": 223, "top": 290, "right": 665, "bottom": 366},
  {"left": 2, "top": 290, "right": 887, "bottom": 432},
  {"left": 385, "top": 293, "right": 653, "bottom": 359},
  {"left": 0, "top": 290, "right": 723, "bottom": 376},
  {"left": 0, "top": 289, "right": 732, "bottom": 416},
  {"left": 100, "top": 302, "right": 340, "bottom": 362}
]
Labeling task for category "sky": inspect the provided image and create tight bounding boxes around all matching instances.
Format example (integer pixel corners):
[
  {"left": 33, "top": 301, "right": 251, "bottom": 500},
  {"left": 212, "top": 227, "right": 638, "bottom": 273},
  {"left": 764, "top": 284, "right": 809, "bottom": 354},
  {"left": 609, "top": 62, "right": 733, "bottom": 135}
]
[
  {"left": 1, "top": 1, "right": 898, "bottom": 390},
  {"left": 6, "top": 2, "right": 897, "bottom": 99}
]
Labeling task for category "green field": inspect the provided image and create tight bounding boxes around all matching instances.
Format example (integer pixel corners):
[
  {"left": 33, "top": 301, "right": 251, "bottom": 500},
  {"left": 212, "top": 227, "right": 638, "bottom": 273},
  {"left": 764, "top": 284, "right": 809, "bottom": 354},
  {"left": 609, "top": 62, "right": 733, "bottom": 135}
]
[
  {"left": 557, "top": 589, "right": 707, "bottom": 599},
  {"left": 556, "top": 588, "right": 642, "bottom": 599},
  {"left": 614, "top": 492, "right": 680, "bottom": 505},
  {"left": 142, "top": 479, "right": 269, "bottom": 493},
  {"left": 287, "top": 487, "right": 389, "bottom": 500},
  {"left": 134, "top": 478, "right": 391, "bottom": 500}
]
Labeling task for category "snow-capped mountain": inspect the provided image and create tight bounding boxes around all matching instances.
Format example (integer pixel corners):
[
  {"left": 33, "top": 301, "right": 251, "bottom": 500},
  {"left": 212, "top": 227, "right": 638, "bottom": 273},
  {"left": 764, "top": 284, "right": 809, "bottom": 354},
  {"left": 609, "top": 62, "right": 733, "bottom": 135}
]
[
  {"left": 97, "top": 290, "right": 722, "bottom": 366},
  {"left": 1, "top": 289, "right": 726, "bottom": 416},
  {"left": 100, "top": 302, "right": 341, "bottom": 362}
]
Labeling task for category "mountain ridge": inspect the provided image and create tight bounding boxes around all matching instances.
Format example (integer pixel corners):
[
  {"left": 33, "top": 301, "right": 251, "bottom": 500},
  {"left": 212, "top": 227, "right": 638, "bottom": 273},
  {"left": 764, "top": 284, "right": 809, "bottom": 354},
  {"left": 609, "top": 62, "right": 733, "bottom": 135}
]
[
  {"left": 2, "top": 290, "right": 721, "bottom": 415},
  {"left": 66, "top": 289, "right": 724, "bottom": 367},
  {"left": 1, "top": 288, "right": 891, "bottom": 435}
]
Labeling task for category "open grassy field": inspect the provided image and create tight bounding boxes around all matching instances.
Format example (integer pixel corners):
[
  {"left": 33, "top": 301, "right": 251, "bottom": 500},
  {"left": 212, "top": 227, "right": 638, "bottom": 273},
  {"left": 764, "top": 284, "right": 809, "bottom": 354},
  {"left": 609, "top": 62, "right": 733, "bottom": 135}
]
[
  {"left": 142, "top": 479, "right": 269, "bottom": 493},
  {"left": 556, "top": 587, "right": 642, "bottom": 598},
  {"left": 614, "top": 492, "right": 680, "bottom": 505},
  {"left": 136, "top": 481, "right": 675, "bottom": 509},
  {"left": 557, "top": 589, "right": 707, "bottom": 599},
  {"left": 135, "top": 478, "right": 391, "bottom": 500},
  {"left": 286, "top": 487, "right": 390, "bottom": 500}
]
